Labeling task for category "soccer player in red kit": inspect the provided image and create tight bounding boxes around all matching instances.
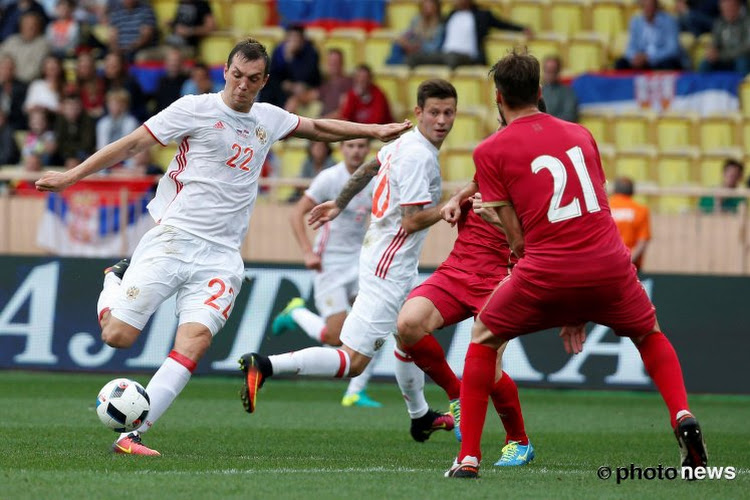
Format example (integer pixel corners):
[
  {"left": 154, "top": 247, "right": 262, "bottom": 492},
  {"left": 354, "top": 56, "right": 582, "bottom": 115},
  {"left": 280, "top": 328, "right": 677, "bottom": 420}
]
[{"left": 445, "top": 50, "right": 707, "bottom": 478}]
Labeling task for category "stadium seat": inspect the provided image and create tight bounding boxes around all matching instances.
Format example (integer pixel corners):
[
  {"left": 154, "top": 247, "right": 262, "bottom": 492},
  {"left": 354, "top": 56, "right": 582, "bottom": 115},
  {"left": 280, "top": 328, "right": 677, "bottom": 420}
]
[
  {"left": 579, "top": 110, "right": 611, "bottom": 145},
  {"left": 248, "top": 26, "right": 284, "bottom": 53},
  {"left": 739, "top": 79, "right": 750, "bottom": 118},
  {"left": 508, "top": 0, "right": 548, "bottom": 33},
  {"left": 444, "top": 107, "right": 487, "bottom": 149},
  {"left": 485, "top": 32, "right": 526, "bottom": 65},
  {"left": 407, "top": 66, "right": 452, "bottom": 111},
  {"left": 612, "top": 111, "right": 654, "bottom": 149},
  {"left": 655, "top": 148, "right": 699, "bottom": 213},
  {"left": 441, "top": 144, "right": 477, "bottom": 183},
  {"left": 152, "top": 0, "right": 177, "bottom": 30},
  {"left": 590, "top": 0, "right": 627, "bottom": 43},
  {"left": 526, "top": 32, "right": 565, "bottom": 63},
  {"left": 231, "top": 1, "right": 268, "bottom": 33},
  {"left": 567, "top": 33, "right": 607, "bottom": 75},
  {"left": 375, "top": 65, "right": 409, "bottom": 120},
  {"left": 452, "top": 66, "right": 492, "bottom": 107},
  {"left": 274, "top": 139, "right": 308, "bottom": 202},
  {"left": 597, "top": 143, "right": 617, "bottom": 181},
  {"left": 199, "top": 33, "right": 237, "bottom": 65},
  {"left": 611, "top": 31, "right": 629, "bottom": 62},
  {"left": 364, "top": 29, "right": 397, "bottom": 73},
  {"left": 698, "top": 149, "right": 743, "bottom": 186},
  {"left": 209, "top": 0, "right": 229, "bottom": 30},
  {"left": 614, "top": 146, "right": 657, "bottom": 184},
  {"left": 690, "top": 33, "right": 713, "bottom": 69},
  {"left": 742, "top": 118, "right": 750, "bottom": 150},
  {"left": 697, "top": 114, "right": 741, "bottom": 151},
  {"left": 386, "top": 0, "right": 420, "bottom": 32},
  {"left": 152, "top": 144, "right": 178, "bottom": 170},
  {"left": 549, "top": 0, "right": 586, "bottom": 37},
  {"left": 322, "top": 28, "right": 366, "bottom": 74},
  {"left": 655, "top": 112, "right": 696, "bottom": 150}
]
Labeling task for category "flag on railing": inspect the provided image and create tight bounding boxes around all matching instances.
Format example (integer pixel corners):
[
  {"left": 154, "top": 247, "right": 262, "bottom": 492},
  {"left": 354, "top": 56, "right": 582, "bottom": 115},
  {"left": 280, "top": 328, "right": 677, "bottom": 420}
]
[
  {"left": 572, "top": 71, "right": 743, "bottom": 115},
  {"left": 36, "top": 178, "right": 156, "bottom": 257}
]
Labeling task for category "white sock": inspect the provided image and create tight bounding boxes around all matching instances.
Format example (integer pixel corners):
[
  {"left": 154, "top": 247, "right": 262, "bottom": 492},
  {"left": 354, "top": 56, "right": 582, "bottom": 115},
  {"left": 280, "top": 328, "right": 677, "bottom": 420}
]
[
  {"left": 269, "top": 347, "right": 350, "bottom": 377},
  {"left": 291, "top": 308, "right": 326, "bottom": 343},
  {"left": 97, "top": 272, "right": 121, "bottom": 321},
  {"left": 116, "top": 356, "right": 192, "bottom": 439},
  {"left": 345, "top": 358, "right": 375, "bottom": 396},
  {"left": 394, "top": 347, "right": 428, "bottom": 419}
]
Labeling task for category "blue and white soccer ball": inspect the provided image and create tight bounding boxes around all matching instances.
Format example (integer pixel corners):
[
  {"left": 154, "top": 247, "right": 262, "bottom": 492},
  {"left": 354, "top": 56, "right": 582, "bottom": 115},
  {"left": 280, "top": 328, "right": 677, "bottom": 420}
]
[{"left": 96, "top": 378, "right": 150, "bottom": 432}]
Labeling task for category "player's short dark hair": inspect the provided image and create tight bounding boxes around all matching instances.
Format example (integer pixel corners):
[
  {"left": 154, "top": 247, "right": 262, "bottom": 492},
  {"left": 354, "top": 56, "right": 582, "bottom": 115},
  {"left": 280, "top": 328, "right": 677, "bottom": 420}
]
[
  {"left": 489, "top": 48, "right": 540, "bottom": 110},
  {"left": 416, "top": 79, "right": 457, "bottom": 108},
  {"left": 537, "top": 96, "right": 547, "bottom": 113},
  {"left": 614, "top": 177, "right": 635, "bottom": 196},
  {"left": 724, "top": 158, "right": 744, "bottom": 174},
  {"left": 227, "top": 38, "right": 270, "bottom": 76}
]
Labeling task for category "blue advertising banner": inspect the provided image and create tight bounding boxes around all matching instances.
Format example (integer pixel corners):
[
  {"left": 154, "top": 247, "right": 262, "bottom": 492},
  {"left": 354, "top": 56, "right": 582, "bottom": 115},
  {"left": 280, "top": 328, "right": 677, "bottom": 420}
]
[{"left": 1, "top": 257, "right": 748, "bottom": 393}]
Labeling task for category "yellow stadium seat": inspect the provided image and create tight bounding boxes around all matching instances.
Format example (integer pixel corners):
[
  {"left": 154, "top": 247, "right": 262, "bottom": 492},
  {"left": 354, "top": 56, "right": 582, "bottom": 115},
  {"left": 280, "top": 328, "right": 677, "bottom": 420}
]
[
  {"left": 199, "top": 33, "right": 237, "bottom": 65},
  {"left": 740, "top": 80, "right": 750, "bottom": 117},
  {"left": 407, "top": 66, "right": 452, "bottom": 111},
  {"left": 322, "top": 28, "right": 366, "bottom": 74},
  {"left": 364, "top": 29, "right": 397, "bottom": 73},
  {"left": 304, "top": 26, "right": 327, "bottom": 53},
  {"left": 153, "top": 0, "right": 177, "bottom": 29},
  {"left": 209, "top": 0, "right": 229, "bottom": 30},
  {"left": 152, "top": 144, "right": 178, "bottom": 170},
  {"left": 655, "top": 149, "right": 699, "bottom": 213},
  {"left": 611, "top": 31, "right": 629, "bottom": 61},
  {"left": 441, "top": 144, "right": 477, "bottom": 183},
  {"left": 567, "top": 33, "right": 606, "bottom": 74},
  {"left": 690, "top": 33, "right": 713, "bottom": 70},
  {"left": 485, "top": 32, "right": 526, "bottom": 66},
  {"left": 444, "top": 107, "right": 487, "bottom": 149},
  {"left": 597, "top": 143, "right": 617, "bottom": 181},
  {"left": 579, "top": 110, "right": 611, "bottom": 145},
  {"left": 452, "top": 66, "right": 492, "bottom": 108},
  {"left": 274, "top": 139, "right": 308, "bottom": 202},
  {"left": 742, "top": 118, "right": 750, "bottom": 150},
  {"left": 590, "top": 0, "right": 627, "bottom": 43},
  {"left": 508, "top": 0, "right": 548, "bottom": 33},
  {"left": 387, "top": 1, "right": 420, "bottom": 32},
  {"left": 248, "top": 26, "right": 284, "bottom": 53},
  {"left": 614, "top": 146, "right": 657, "bottom": 184},
  {"left": 697, "top": 114, "right": 741, "bottom": 151},
  {"left": 612, "top": 111, "right": 654, "bottom": 149},
  {"left": 231, "top": 1, "right": 268, "bottom": 33},
  {"left": 549, "top": 0, "right": 586, "bottom": 37},
  {"left": 375, "top": 65, "right": 409, "bottom": 119},
  {"left": 526, "top": 32, "right": 565, "bottom": 62},
  {"left": 655, "top": 112, "right": 696, "bottom": 150},
  {"left": 698, "top": 149, "right": 743, "bottom": 186}
]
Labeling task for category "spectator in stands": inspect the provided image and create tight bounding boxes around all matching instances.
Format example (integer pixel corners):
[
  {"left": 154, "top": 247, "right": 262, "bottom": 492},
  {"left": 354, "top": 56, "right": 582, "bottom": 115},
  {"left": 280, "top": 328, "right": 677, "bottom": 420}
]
[
  {"left": 698, "top": 0, "right": 750, "bottom": 75},
  {"left": 46, "top": 0, "right": 79, "bottom": 58},
  {"left": 102, "top": 51, "right": 145, "bottom": 119},
  {"left": 541, "top": 55, "right": 578, "bottom": 123},
  {"left": 409, "top": 0, "right": 529, "bottom": 69},
  {"left": 180, "top": 63, "right": 221, "bottom": 96},
  {"left": 609, "top": 177, "right": 651, "bottom": 271},
  {"left": 314, "top": 48, "right": 353, "bottom": 118},
  {"left": 699, "top": 158, "right": 747, "bottom": 213},
  {"left": 0, "top": 11, "right": 51, "bottom": 83},
  {"left": 95, "top": 89, "right": 137, "bottom": 151},
  {"left": 107, "top": 0, "right": 156, "bottom": 62},
  {"left": 22, "top": 107, "right": 55, "bottom": 166},
  {"left": 259, "top": 25, "right": 322, "bottom": 109},
  {"left": 54, "top": 90, "right": 95, "bottom": 168},
  {"left": 336, "top": 64, "right": 393, "bottom": 124},
  {"left": 0, "top": 110, "right": 20, "bottom": 165},
  {"left": 75, "top": 51, "right": 105, "bottom": 118},
  {"left": 676, "top": 0, "right": 720, "bottom": 37},
  {"left": 387, "top": 0, "right": 444, "bottom": 66},
  {"left": 165, "top": 0, "right": 216, "bottom": 54},
  {"left": 287, "top": 141, "right": 336, "bottom": 203},
  {"left": 23, "top": 54, "right": 65, "bottom": 113},
  {"left": 0, "top": 54, "right": 28, "bottom": 130},
  {"left": 153, "top": 47, "right": 188, "bottom": 112},
  {"left": 0, "top": 0, "right": 48, "bottom": 43},
  {"left": 615, "top": 0, "right": 684, "bottom": 70}
]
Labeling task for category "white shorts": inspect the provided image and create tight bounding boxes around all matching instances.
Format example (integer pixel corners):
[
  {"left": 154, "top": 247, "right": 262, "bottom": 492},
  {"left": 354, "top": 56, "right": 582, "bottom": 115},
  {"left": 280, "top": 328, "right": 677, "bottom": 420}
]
[
  {"left": 313, "top": 262, "right": 359, "bottom": 318},
  {"left": 339, "top": 272, "right": 415, "bottom": 357},
  {"left": 111, "top": 225, "right": 244, "bottom": 335}
]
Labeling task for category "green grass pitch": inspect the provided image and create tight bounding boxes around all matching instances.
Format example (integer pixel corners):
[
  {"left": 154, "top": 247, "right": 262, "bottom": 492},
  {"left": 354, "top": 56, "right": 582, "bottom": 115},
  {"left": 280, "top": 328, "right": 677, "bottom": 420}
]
[{"left": 1, "top": 371, "right": 748, "bottom": 500}]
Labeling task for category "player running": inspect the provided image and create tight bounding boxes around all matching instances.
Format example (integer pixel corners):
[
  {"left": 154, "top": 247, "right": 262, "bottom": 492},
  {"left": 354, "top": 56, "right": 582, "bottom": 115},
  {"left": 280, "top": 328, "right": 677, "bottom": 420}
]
[
  {"left": 240, "top": 80, "right": 458, "bottom": 440},
  {"left": 35, "top": 38, "right": 411, "bottom": 456},
  {"left": 445, "top": 49, "right": 707, "bottom": 478},
  {"left": 272, "top": 137, "right": 382, "bottom": 408}
]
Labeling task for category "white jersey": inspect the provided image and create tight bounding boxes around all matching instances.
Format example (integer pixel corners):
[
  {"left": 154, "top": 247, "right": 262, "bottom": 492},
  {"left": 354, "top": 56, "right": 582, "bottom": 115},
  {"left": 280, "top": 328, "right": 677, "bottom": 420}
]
[
  {"left": 305, "top": 161, "right": 372, "bottom": 268},
  {"left": 360, "top": 128, "right": 441, "bottom": 283},
  {"left": 144, "top": 93, "right": 299, "bottom": 249}
]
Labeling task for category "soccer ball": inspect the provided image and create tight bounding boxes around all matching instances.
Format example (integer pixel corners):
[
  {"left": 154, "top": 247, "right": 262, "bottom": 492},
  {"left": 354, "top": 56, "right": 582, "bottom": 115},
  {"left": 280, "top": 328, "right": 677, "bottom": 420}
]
[{"left": 96, "top": 378, "right": 150, "bottom": 432}]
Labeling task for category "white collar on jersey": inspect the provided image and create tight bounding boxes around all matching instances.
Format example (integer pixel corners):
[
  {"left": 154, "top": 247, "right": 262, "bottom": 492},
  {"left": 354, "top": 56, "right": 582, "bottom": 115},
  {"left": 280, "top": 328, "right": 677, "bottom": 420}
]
[{"left": 411, "top": 126, "right": 440, "bottom": 156}]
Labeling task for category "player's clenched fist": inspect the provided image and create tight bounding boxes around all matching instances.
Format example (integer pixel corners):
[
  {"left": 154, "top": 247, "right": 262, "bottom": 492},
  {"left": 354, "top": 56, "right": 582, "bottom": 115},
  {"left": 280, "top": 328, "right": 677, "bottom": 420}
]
[
  {"left": 35, "top": 171, "right": 75, "bottom": 192},
  {"left": 373, "top": 120, "right": 412, "bottom": 142},
  {"left": 308, "top": 200, "right": 341, "bottom": 230},
  {"left": 440, "top": 197, "right": 461, "bottom": 226}
]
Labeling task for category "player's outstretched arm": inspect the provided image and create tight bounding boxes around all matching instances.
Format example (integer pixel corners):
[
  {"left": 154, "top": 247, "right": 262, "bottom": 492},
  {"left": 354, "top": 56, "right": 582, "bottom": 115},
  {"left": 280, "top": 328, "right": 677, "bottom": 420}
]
[
  {"left": 401, "top": 203, "right": 446, "bottom": 235},
  {"left": 293, "top": 116, "right": 412, "bottom": 143},
  {"left": 36, "top": 126, "right": 159, "bottom": 192},
  {"left": 441, "top": 180, "right": 479, "bottom": 225},
  {"left": 290, "top": 195, "right": 322, "bottom": 271}
]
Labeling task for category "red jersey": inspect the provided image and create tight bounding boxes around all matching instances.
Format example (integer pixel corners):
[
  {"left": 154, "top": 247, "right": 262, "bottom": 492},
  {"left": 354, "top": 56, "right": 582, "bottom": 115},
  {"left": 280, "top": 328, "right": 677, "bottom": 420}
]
[
  {"left": 439, "top": 200, "right": 513, "bottom": 277},
  {"left": 339, "top": 85, "right": 393, "bottom": 124},
  {"left": 474, "top": 113, "right": 630, "bottom": 287}
]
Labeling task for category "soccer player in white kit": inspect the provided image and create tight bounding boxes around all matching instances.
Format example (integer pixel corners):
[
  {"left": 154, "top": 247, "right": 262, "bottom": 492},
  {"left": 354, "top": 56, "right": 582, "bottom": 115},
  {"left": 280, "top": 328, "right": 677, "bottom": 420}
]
[
  {"left": 273, "top": 138, "right": 383, "bottom": 408},
  {"left": 35, "top": 38, "right": 411, "bottom": 456},
  {"left": 240, "top": 79, "right": 459, "bottom": 440}
]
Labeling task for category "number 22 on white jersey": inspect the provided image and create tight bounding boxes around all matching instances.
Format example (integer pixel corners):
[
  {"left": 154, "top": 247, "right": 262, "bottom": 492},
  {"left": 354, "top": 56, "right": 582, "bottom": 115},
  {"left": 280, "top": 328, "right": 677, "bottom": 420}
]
[{"left": 532, "top": 145, "right": 601, "bottom": 224}]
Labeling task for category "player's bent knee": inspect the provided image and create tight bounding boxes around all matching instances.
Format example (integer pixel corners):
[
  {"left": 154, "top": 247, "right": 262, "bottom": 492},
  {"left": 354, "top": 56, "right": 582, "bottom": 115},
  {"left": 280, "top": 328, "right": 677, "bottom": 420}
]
[
  {"left": 101, "top": 323, "right": 139, "bottom": 348},
  {"left": 396, "top": 314, "right": 425, "bottom": 346}
]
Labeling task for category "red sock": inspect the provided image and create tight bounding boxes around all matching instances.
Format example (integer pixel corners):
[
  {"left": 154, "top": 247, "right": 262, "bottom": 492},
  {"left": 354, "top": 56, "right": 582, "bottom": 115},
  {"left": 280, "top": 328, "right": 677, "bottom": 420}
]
[
  {"left": 636, "top": 332, "right": 689, "bottom": 427},
  {"left": 403, "top": 335, "right": 461, "bottom": 400},
  {"left": 490, "top": 371, "right": 528, "bottom": 445},
  {"left": 458, "top": 343, "right": 497, "bottom": 462}
]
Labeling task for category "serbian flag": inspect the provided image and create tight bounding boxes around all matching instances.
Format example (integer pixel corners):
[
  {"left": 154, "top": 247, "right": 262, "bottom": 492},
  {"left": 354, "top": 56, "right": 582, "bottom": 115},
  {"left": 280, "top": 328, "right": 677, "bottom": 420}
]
[{"left": 36, "top": 177, "right": 156, "bottom": 257}]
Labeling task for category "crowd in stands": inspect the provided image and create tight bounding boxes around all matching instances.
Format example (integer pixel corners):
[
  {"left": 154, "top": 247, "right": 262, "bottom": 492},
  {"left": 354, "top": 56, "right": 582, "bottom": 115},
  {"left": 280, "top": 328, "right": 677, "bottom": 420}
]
[{"left": 0, "top": 0, "right": 748, "bottom": 210}]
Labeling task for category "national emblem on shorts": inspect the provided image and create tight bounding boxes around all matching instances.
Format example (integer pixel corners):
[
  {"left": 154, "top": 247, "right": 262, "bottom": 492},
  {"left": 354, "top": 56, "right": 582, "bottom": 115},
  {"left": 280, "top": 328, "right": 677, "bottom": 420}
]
[
  {"left": 373, "top": 338, "right": 385, "bottom": 351},
  {"left": 255, "top": 125, "right": 268, "bottom": 145},
  {"left": 126, "top": 286, "right": 140, "bottom": 301}
]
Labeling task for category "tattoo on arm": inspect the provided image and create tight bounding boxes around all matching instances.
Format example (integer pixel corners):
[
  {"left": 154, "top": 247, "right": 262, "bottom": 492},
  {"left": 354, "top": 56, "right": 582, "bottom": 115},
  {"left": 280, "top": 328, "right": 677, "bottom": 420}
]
[
  {"left": 334, "top": 158, "right": 380, "bottom": 210},
  {"left": 400, "top": 205, "right": 424, "bottom": 218}
]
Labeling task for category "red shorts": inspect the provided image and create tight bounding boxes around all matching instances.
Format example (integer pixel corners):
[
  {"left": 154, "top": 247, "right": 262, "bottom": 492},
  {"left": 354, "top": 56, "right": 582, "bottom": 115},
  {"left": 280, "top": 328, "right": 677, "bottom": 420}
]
[
  {"left": 407, "top": 265, "right": 509, "bottom": 327},
  {"left": 478, "top": 265, "right": 656, "bottom": 340}
]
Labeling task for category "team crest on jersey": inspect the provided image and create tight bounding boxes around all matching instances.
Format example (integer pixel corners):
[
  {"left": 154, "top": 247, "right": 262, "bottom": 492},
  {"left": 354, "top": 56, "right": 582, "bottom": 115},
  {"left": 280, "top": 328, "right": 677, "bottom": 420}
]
[
  {"left": 125, "top": 286, "right": 140, "bottom": 301},
  {"left": 235, "top": 128, "right": 250, "bottom": 139},
  {"left": 373, "top": 338, "right": 385, "bottom": 351},
  {"left": 255, "top": 125, "right": 268, "bottom": 145}
]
